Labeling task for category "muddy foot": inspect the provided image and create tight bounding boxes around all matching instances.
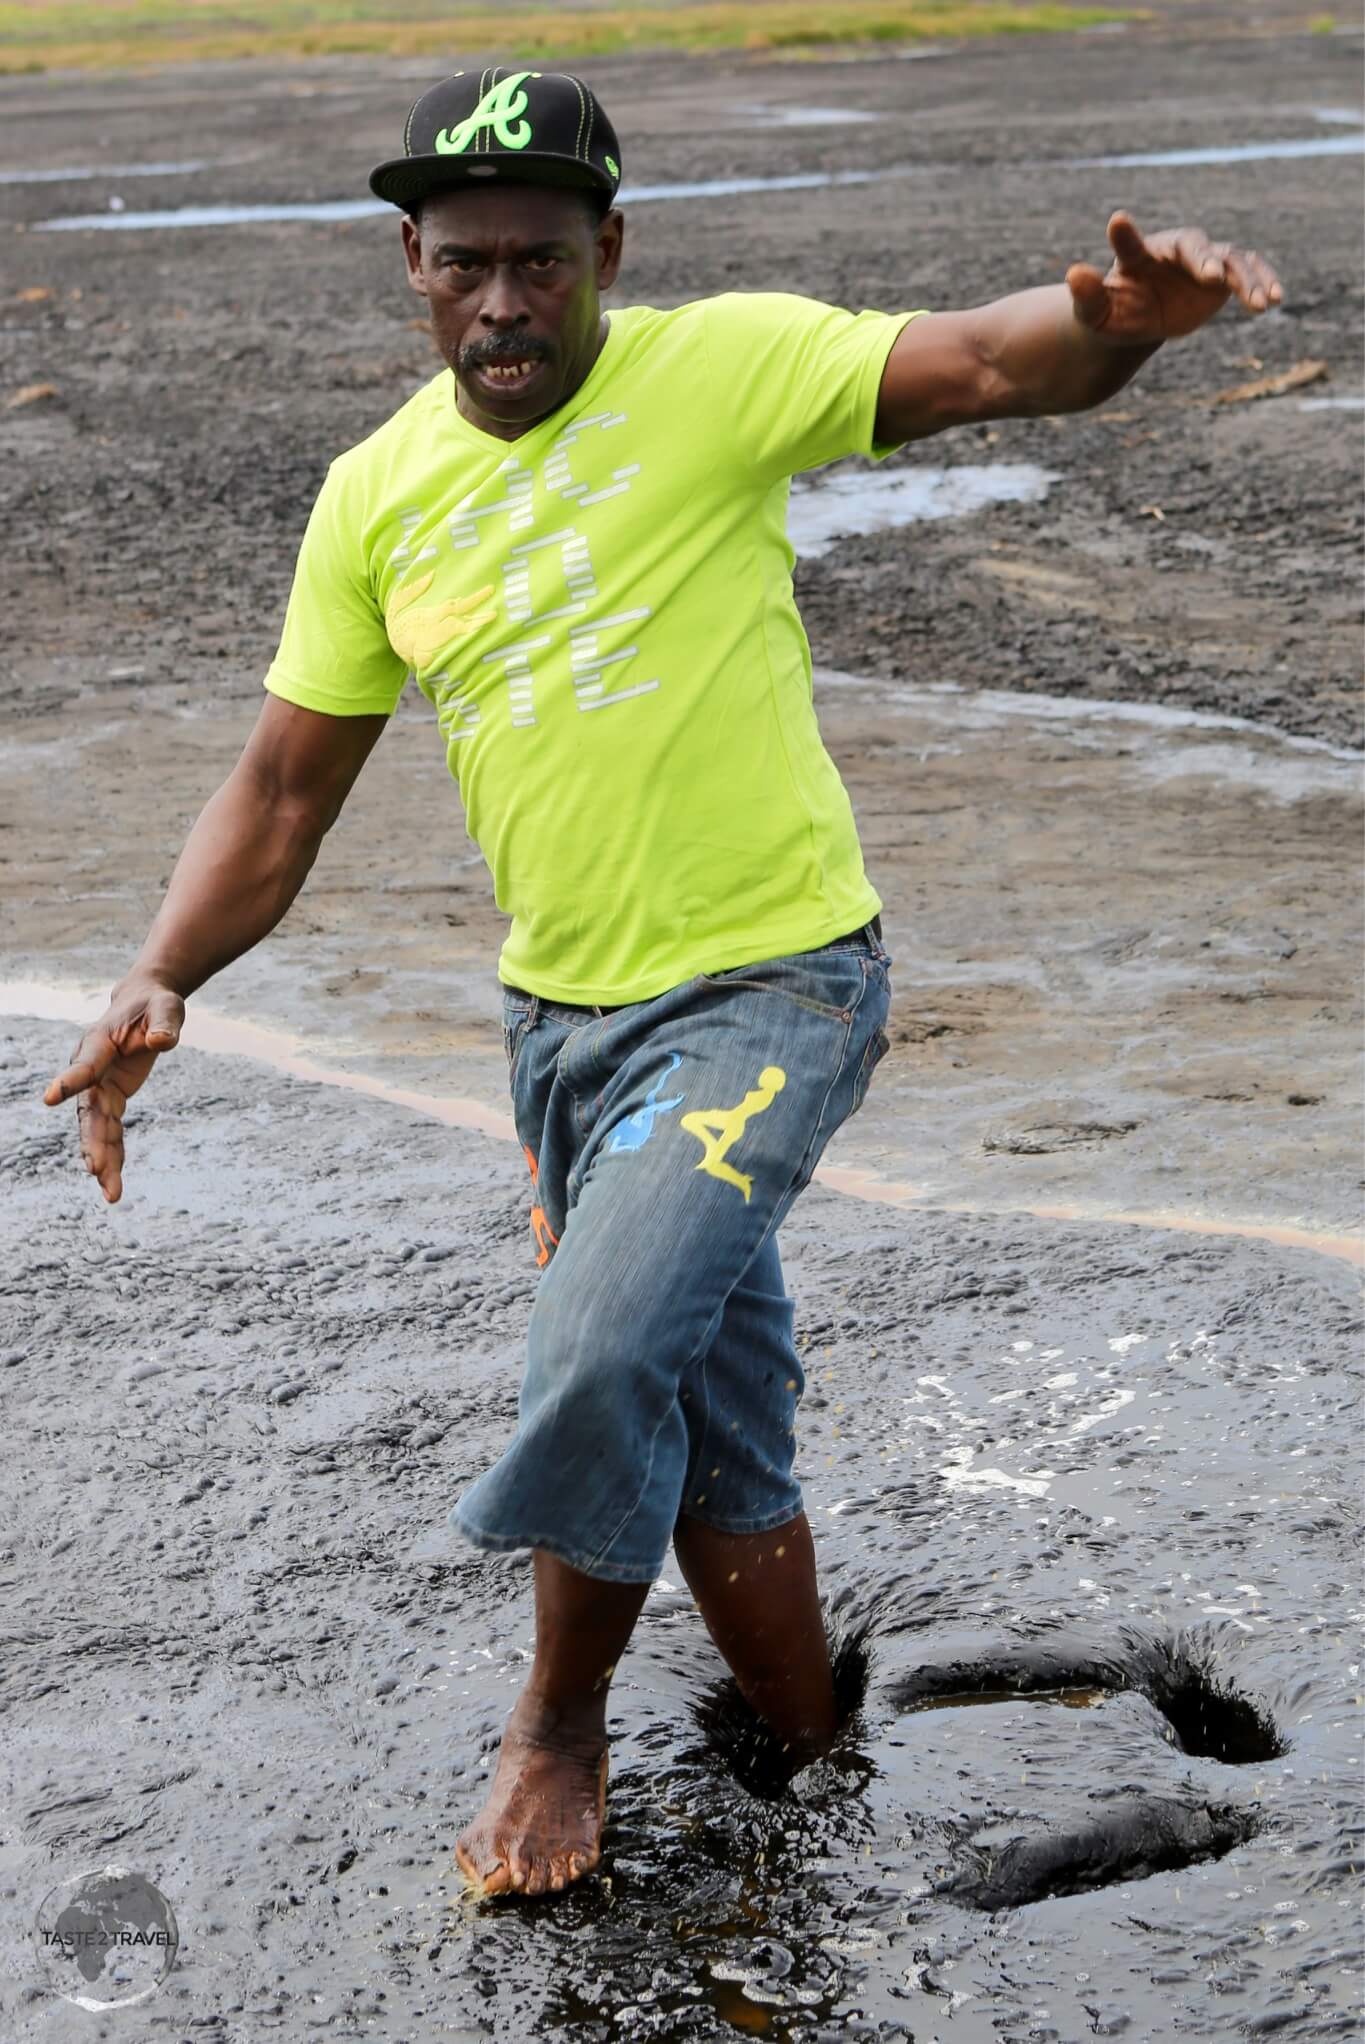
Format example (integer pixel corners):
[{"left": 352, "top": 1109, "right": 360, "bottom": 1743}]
[{"left": 454, "top": 1698, "right": 610, "bottom": 1900}]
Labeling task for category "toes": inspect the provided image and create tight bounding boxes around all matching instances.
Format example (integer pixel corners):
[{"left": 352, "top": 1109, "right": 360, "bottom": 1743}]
[
  {"left": 524, "top": 1858, "right": 549, "bottom": 1897},
  {"left": 454, "top": 1840, "right": 504, "bottom": 1898}
]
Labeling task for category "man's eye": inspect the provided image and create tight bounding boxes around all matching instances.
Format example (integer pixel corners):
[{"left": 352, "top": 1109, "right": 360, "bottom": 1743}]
[
  {"left": 527, "top": 256, "right": 559, "bottom": 272},
  {"left": 447, "top": 258, "right": 480, "bottom": 274}
]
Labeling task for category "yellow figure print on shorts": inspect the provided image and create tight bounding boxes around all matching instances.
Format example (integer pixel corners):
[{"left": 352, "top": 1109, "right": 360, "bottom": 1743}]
[
  {"left": 386, "top": 572, "right": 497, "bottom": 671},
  {"left": 680, "top": 1066, "right": 786, "bottom": 1203}
]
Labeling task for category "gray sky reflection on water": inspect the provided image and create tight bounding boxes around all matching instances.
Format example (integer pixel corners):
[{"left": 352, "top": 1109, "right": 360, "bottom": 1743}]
[{"left": 30, "top": 130, "right": 1365, "bottom": 232}]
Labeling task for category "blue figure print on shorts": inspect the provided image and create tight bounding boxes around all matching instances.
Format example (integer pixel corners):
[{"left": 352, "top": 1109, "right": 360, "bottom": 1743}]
[{"left": 608, "top": 1052, "right": 685, "bottom": 1153}]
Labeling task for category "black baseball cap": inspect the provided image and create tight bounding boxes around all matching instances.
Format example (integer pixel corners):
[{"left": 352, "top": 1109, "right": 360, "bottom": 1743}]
[{"left": 369, "top": 67, "right": 622, "bottom": 212}]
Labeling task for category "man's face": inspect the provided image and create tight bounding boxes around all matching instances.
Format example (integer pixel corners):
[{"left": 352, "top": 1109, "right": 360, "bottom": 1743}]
[{"left": 401, "top": 184, "right": 624, "bottom": 438}]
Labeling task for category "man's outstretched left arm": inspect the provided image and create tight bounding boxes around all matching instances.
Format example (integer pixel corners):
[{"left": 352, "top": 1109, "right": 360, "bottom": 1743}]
[{"left": 875, "top": 210, "right": 1283, "bottom": 445}]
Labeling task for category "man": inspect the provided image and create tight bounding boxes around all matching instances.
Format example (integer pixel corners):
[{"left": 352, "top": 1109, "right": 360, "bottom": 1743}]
[{"left": 45, "top": 66, "right": 1281, "bottom": 1902}]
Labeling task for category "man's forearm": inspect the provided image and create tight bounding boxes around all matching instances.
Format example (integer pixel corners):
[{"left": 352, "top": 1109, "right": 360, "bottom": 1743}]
[
  {"left": 979, "top": 283, "right": 1161, "bottom": 418},
  {"left": 119, "top": 763, "right": 329, "bottom": 1000}
]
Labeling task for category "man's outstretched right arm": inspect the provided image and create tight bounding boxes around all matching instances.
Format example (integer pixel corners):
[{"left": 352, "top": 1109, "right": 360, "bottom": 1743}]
[{"left": 43, "top": 695, "right": 388, "bottom": 1202}]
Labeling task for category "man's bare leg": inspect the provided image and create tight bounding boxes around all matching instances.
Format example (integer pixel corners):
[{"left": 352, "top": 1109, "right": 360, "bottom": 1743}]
[
  {"left": 453, "top": 1515, "right": 835, "bottom": 1898},
  {"left": 454, "top": 1551, "right": 649, "bottom": 1898},
  {"left": 671, "top": 1509, "right": 840, "bottom": 1764}
]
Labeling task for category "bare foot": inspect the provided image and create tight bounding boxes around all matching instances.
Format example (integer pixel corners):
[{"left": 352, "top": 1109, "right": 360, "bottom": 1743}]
[{"left": 454, "top": 1693, "right": 610, "bottom": 1900}]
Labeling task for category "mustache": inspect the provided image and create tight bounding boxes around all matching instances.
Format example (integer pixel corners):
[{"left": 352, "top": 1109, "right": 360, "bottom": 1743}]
[{"left": 460, "top": 334, "right": 553, "bottom": 370}]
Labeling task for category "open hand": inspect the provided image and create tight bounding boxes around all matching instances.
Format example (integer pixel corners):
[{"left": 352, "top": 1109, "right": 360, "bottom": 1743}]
[
  {"left": 43, "top": 979, "right": 186, "bottom": 1203},
  {"left": 1067, "top": 211, "right": 1283, "bottom": 346}
]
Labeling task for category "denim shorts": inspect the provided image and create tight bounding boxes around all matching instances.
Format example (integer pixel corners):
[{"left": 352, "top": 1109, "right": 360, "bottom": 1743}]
[{"left": 448, "top": 920, "right": 893, "bottom": 1583}]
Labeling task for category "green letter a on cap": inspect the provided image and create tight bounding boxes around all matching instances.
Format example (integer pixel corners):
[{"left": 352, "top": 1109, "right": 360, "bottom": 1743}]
[{"left": 435, "top": 71, "right": 536, "bottom": 154}]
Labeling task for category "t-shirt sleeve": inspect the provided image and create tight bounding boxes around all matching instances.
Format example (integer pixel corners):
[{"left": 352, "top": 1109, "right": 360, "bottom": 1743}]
[
  {"left": 702, "top": 291, "right": 928, "bottom": 485},
  {"left": 263, "top": 456, "right": 409, "bottom": 718}
]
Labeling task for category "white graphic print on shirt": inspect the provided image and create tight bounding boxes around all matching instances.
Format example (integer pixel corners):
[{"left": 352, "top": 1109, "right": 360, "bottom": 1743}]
[{"left": 384, "top": 408, "right": 656, "bottom": 754}]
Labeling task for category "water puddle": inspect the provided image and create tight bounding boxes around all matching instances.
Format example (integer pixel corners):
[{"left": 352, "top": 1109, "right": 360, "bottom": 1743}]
[
  {"left": 737, "top": 104, "right": 883, "bottom": 127},
  {"left": 819, "top": 669, "right": 1363, "bottom": 766},
  {"left": 31, "top": 165, "right": 922, "bottom": 233},
  {"left": 29, "top": 133, "right": 1363, "bottom": 232},
  {"left": 8, "top": 977, "right": 1359, "bottom": 1265},
  {"left": 1076, "top": 134, "right": 1364, "bottom": 166},
  {"left": 7, "top": 979, "right": 516, "bottom": 1146},
  {"left": 0, "top": 158, "right": 207, "bottom": 187},
  {"left": 788, "top": 462, "right": 1061, "bottom": 558},
  {"left": 33, "top": 195, "right": 392, "bottom": 232},
  {"left": 1311, "top": 105, "right": 1365, "bottom": 123},
  {"left": 1119, "top": 735, "right": 1363, "bottom": 799},
  {"left": 1299, "top": 394, "right": 1365, "bottom": 410}
]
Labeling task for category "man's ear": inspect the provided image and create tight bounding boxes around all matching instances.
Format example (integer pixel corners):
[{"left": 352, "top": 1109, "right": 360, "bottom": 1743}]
[
  {"left": 400, "top": 213, "right": 428, "bottom": 297},
  {"left": 595, "top": 208, "right": 625, "bottom": 291}
]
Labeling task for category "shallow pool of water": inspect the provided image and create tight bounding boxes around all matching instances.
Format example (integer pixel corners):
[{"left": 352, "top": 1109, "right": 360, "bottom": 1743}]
[
  {"left": 1076, "top": 133, "right": 1364, "bottom": 166},
  {"left": 0, "top": 158, "right": 207, "bottom": 186},
  {"left": 737, "top": 104, "right": 884, "bottom": 128},
  {"left": 787, "top": 463, "right": 1061, "bottom": 558},
  {"left": 31, "top": 130, "right": 1364, "bottom": 233}
]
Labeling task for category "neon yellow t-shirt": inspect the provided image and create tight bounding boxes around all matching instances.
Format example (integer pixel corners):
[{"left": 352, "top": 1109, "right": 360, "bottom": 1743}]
[{"left": 264, "top": 290, "right": 922, "bottom": 1004}]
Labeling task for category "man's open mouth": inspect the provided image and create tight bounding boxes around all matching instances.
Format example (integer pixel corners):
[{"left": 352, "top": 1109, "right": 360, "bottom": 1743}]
[{"left": 471, "top": 357, "right": 546, "bottom": 394}]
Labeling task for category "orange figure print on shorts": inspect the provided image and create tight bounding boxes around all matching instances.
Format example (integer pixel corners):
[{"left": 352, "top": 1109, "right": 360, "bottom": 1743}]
[
  {"left": 679, "top": 1065, "right": 786, "bottom": 1203},
  {"left": 523, "top": 1143, "right": 560, "bottom": 1267}
]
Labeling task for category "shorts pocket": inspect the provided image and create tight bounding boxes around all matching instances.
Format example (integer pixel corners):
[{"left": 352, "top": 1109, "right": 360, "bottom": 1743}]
[
  {"left": 694, "top": 949, "right": 866, "bottom": 1024},
  {"left": 502, "top": 1000, "right": 534, "bottom": 1079},
  {"left": 851, "top": 1024, "right": 891, "bottom": 1113}
]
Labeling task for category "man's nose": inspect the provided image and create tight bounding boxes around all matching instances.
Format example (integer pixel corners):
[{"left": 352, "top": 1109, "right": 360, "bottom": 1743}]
[{"left": 478, "top": 265, "right": 530, "bottom": 329}]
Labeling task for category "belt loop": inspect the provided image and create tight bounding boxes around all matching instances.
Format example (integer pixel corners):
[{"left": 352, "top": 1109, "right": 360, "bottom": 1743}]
[{"left": 528, "top": 994, "right": 541, "bottom": 1026}]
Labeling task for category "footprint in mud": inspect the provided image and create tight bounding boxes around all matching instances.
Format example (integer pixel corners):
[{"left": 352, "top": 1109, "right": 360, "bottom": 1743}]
[
  {"left": 688, "top": 1620, "right": 1282, "bottom": 1910},
  {"left": 982, "top": 1118, "right": 1139, "bottom": 1154}
]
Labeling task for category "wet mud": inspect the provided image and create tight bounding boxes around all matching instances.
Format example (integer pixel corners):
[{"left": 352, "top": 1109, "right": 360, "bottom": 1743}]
[
  {"left": 2, "top": 9, "right": 1363, "bottom": 2040},
  {"left": 4, "top": 1016, "right": 1362, "bottom": 2040}
]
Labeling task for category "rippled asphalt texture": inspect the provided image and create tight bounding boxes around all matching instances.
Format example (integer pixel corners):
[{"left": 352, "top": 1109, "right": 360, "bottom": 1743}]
[{"left": 4, "top": 1019, "right": 1361, "bottom": 2040}]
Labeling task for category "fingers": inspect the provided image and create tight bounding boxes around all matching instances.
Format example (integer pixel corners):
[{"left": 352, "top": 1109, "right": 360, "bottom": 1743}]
[
  {"left": 143, "top": 988, "right": 185, "bottom": 1051},
  {"left": 1065, "top": 261, "right": 1111, "bottom": 329},
  {"left": 1106, "top": 207, "right": 1286, "bottom": 316},
  {"left": 43, "top": 993, "right": 184, "bottom": 1104},
  {"left": 1171, "top": 227, "right": 1228, "bottom": 288},
  {"left": 77, "top": 1082, "right": 126, "bottom": 1203},
  {"left": 1222, "top": 243, "right": 1285, "bottom": 313},
  {"left": 1171, "top": 228, "right": 1283, "bottom": 312},
  {"left": 41, "top": 991, "right": 179, "bottom": 1202},
  {"left": 1107, "top": 209, "right": 1150, "bottom": 268},
  {"left": 44, "top": 1027, "right": 117, "bottom": 1106}
]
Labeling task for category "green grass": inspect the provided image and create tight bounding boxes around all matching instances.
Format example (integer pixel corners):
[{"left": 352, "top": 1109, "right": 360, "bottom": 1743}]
[{"left": 0, "top": 0, "right": 1142, "bottom": 75}]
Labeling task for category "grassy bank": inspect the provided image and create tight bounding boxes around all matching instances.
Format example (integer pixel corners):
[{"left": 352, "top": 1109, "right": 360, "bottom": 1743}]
[{"left": 0, "top": 0, "right": 1140, "bottom": 76}]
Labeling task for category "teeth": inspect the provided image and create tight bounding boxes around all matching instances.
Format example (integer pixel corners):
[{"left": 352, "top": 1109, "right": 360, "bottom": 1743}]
[{"left": 485, "top": 361, "right": 534, "bottom": 381}]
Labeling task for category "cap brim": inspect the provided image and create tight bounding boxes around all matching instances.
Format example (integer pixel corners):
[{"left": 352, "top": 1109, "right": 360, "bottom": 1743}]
[{"left": 369, "top": 152, "right": 616, "bottom": 210}]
